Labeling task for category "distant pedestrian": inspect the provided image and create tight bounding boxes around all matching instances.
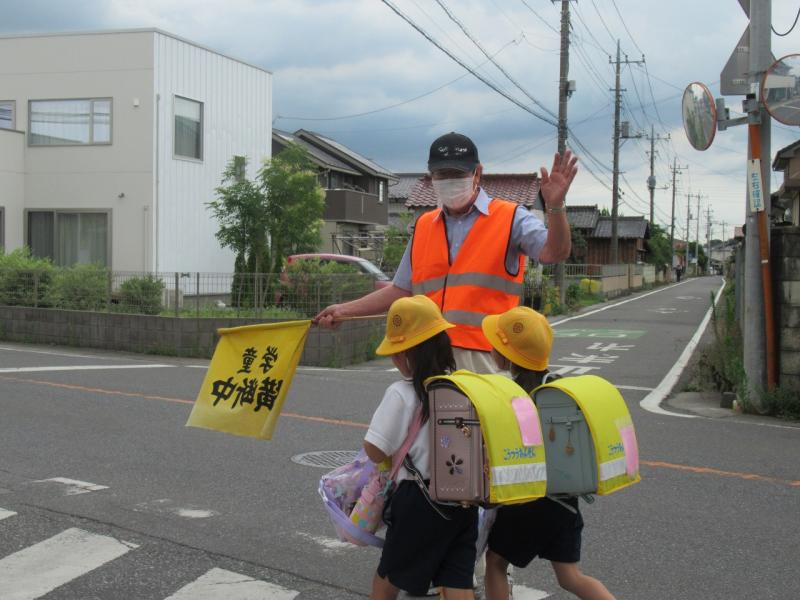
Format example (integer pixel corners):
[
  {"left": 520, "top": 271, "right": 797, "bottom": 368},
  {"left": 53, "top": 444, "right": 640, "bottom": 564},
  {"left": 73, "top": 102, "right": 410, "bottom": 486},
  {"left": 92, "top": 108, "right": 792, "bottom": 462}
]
[{"left": 480, "top": 306, "right": 616, "bottom": 600}]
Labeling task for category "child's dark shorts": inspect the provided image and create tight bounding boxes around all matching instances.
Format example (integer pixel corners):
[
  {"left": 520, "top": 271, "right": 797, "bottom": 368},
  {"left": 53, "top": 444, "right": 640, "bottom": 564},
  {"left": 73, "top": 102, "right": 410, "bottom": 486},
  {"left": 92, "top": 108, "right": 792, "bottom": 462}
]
[
  {"left": 487, "top": 497, "right": 583, "bottom": 567},
  {"left": 377, "top": 480, "right": 478, "bottom": 596}
]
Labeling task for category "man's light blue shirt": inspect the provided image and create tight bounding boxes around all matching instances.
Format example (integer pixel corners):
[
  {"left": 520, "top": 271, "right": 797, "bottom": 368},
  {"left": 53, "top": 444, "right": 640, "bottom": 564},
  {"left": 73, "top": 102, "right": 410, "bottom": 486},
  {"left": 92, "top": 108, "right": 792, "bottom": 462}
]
[{"left": 392, "top": 188, "right": 548, "bottom": 291}]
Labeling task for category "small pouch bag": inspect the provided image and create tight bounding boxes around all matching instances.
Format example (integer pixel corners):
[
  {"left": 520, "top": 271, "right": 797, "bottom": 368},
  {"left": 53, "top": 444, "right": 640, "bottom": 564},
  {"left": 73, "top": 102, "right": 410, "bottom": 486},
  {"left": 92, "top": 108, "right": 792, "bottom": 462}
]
[{"left": 319, "top": 408, "right": 422, "bottom": 547}]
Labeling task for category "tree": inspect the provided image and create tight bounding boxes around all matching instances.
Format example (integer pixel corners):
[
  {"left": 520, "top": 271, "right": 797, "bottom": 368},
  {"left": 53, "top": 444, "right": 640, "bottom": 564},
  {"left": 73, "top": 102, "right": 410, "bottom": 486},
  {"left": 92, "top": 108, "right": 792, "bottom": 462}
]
[
  {"left": 207, "top": 146, "right": 325, "bottom": 308},
  {"left": 207, "top": 156, "right": 271, "bottom": 307},
  {"left": 646, "top": 223, "right": 672, "bottom": 273},
  {"left": 258, "top": 143, "right": 325, "bottom": 276},
  {"left": 381, "top": 214, "right": 413, "bottom": 272}
]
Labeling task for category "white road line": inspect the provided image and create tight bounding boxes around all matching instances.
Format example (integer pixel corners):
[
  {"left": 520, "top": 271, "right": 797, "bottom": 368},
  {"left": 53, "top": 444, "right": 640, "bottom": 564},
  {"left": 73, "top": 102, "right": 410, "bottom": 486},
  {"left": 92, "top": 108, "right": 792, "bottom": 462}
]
[
  {"left": 0, "top": 527, "right": 137, "bottom": 600},
  {"left": 33, "top": 478, "right": 109, "bottom": 495},
  {"left": 640, "top": 278, "right": 727, "bottom": 418},
  {"left": 513, "top": 585, "right": 551, "bottom": 599},
  {"left": 550, "top": 280, "right": 690, "bottom": 327},
  {"left": 615, "top": 385, "right": 655, "bottom": 392},
  {"left": 164, "top": 568, "right": 299, "bottom": 600},
  {"left": 0, "top": 345, "right": 129, "bottom": 361},
  {"left": 0, "top": 364, "right": 174, "bottom": 373},
  {"left": 0, "top": 508, "right": 17, "bottom": 521}
]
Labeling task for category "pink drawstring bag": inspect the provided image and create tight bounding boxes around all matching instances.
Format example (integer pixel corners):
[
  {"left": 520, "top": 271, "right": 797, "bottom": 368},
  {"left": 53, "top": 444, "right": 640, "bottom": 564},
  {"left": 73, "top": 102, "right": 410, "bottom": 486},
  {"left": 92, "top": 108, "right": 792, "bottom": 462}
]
[{"left": 319, "top": 409, "right": 422, "bottom": 548}]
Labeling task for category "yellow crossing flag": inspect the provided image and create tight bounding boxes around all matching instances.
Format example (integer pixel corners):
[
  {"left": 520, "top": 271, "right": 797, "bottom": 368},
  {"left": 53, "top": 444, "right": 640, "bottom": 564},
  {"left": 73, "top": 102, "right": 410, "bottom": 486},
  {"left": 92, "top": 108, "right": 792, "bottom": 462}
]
[{"left": 186, "top": 320, "right": 311, "bottom": 440}]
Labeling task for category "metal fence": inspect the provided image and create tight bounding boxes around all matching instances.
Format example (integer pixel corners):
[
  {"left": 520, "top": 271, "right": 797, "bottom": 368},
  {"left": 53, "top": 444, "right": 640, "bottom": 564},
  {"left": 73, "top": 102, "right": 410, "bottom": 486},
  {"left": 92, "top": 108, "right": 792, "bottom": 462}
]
[{"left": 0, "top": 269, "right": 376, "bottom": 318}]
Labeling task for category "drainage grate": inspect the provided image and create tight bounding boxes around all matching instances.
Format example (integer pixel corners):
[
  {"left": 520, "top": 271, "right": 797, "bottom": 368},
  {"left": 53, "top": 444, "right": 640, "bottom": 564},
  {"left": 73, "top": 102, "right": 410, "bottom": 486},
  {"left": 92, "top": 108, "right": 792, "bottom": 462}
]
[{"left": 291, "top": 450, "right": 359, "bottom": 469}]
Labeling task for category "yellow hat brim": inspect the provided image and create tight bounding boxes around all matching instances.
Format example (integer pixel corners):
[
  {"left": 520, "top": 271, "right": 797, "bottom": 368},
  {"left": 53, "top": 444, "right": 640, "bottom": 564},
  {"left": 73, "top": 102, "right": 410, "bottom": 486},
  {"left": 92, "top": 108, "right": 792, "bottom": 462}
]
[
  {"left": 481, "top": 313, "right": 549, "bottom": 371},
  {"left": 375, "top": 320, "right": 454, "bottom": 356}
]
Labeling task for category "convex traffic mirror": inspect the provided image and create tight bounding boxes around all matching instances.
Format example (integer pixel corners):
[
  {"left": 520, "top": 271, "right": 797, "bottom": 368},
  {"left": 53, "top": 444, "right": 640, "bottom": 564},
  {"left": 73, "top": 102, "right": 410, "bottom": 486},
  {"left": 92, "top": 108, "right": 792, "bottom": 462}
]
[
  {"left": 762, "top": 54, "right": 800, "bottom": 126},
  {"left": 682, "top": 82, "right": 717, "bottom": 151}
]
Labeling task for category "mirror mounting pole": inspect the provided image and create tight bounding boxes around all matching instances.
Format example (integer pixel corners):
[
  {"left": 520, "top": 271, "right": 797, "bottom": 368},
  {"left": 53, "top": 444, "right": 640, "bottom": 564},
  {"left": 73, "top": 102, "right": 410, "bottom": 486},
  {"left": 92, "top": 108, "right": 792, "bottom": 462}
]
[{"left": 714, "top": 97, "right": 749, "bottom": 131}]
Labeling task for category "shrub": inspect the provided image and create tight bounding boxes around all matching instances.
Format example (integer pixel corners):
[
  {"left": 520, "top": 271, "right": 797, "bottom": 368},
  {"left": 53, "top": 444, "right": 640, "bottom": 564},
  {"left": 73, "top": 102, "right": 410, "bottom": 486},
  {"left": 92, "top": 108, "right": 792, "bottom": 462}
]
[
  {"left": 0, "top": 248, "right": 55, "bottom": 307},
  {"left": 279, "top": 259, "right": 373, "bottom": 317},
  {"left": 49, "top": 263, "right": 108, "bottom": 310},
  {"left": 565, "top": 283, "right": 581, "bottom": 310},
  {"left": 119, "top": 275, "right": 165, "bottom": 315}
]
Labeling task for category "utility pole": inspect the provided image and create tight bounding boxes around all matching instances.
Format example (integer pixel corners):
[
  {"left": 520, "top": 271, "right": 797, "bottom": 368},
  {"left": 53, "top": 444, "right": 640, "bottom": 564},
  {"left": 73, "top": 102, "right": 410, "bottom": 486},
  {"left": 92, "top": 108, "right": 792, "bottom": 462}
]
[
  {"left": 553, "top": 0, "right": 571, "bottom": 305},
  {"left": 695, "top": 193, "right": 702, "bottom": 275},
  {"left": 706, "top": 204, "right": 713, "bottom": 274},
  {"left": 645, "top": 125, "right": 669, "bottom": 226},
  {"left": 669, "top": 158, "right": 687, "bottom": 279},
  {"left": 685, "top": 193, "right": 692, "bottom": 272},
  {"left": 743, "top": 0, "right": 773, "bottom": 401},
  {"left": 610, "top": 41, "right": 644, "bottom": 263}
]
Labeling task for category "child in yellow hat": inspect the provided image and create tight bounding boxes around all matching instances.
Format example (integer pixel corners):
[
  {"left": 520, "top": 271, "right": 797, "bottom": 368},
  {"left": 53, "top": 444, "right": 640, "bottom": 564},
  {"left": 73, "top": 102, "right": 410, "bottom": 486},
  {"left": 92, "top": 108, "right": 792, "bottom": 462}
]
[
  {"left": 480, "top": 306, "right": 616, "bottom": 600},
  {"left": 364, "top": 295, "right": 478, "bottom": 600}
]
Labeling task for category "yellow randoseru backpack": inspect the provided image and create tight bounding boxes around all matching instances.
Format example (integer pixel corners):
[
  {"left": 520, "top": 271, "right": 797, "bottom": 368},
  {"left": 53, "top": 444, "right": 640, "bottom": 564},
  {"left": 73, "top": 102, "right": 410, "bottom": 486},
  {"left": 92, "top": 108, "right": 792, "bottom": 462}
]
[{"left": 424, "top": 371, "right": 640, "bottom": 507}]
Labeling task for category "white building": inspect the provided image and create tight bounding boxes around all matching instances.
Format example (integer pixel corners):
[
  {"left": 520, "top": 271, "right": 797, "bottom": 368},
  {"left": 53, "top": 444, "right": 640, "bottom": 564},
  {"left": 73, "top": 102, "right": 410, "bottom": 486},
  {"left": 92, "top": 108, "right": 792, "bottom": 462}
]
[{"left": 0, "top": 29, "right": 272, "bottom": 273}]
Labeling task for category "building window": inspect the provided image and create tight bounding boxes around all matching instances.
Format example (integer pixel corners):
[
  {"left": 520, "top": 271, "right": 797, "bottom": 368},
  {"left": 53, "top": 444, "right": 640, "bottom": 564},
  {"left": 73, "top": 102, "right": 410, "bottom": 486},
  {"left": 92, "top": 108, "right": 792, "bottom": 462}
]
[
  {"left": 0, "top": 101, "right": 14, "bottom": 130},
  {"left": 174, "top": 96, "right": 203, "bottom": 160},
  {"left": 29, "top": 99, "right": 111, "bottom": 146},
  {"left": 27, "top": 211, "right": 109, "bottom": 267}
]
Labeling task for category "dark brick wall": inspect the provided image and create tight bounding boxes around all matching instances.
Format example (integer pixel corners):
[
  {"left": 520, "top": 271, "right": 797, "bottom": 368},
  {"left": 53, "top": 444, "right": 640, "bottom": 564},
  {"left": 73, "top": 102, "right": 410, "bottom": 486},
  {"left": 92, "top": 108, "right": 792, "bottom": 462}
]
[{"left": 0, "top": 307, "right": 384, "bottom": 367}]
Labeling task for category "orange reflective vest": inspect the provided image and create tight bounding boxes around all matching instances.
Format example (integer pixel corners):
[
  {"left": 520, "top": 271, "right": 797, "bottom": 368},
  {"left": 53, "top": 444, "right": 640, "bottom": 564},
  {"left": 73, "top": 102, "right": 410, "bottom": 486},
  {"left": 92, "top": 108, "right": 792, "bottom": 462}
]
[{"left": 411, "top": 199, "right": 525, "bottom": 351}]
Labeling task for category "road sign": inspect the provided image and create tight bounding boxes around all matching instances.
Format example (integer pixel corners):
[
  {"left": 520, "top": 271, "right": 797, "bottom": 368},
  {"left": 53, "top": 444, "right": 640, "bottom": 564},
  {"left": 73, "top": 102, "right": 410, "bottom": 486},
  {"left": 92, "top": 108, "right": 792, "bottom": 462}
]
[
  {"left": 747, "top": 159, "right": 764, "bottom": 212},
  {"left": 721, "top": 27, "right": 751, "bottom": 96}
]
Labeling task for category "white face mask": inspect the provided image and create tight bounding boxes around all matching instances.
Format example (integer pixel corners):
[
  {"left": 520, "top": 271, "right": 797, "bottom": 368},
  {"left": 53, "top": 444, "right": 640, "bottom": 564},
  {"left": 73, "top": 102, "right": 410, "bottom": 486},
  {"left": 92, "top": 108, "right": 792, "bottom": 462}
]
[{"left": 432, "top": 176, "right": 475, "bottom": 211}]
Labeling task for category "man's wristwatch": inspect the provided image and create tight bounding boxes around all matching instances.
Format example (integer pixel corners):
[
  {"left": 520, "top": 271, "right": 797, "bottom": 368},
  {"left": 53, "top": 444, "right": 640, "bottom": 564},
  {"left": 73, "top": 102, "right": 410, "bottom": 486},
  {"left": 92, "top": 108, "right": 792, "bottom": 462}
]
[{"left": 546, "top": 204, "right": 566, "bottom": 214}]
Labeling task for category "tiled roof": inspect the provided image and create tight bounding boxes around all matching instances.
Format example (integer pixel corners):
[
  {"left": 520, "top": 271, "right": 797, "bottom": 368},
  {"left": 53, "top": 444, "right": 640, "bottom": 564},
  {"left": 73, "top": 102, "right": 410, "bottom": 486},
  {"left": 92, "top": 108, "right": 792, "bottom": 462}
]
[
  {"left": 567, "top": 205, "right": 599, "bottom": 229},
  {"left": 406, "top": 174, "right": 541, "bottom": 209},
  {"left": 296, "top": 130, "right": 397, "bottom": 181},
  {"left": 592, "top": 216, "right": 650, "bottom": 239},
  {"left": 389, "top": 173, "right": 425, "bottom": 199},
  {"left": 273, "top": 130, "right": 361, "bottom": 175}
]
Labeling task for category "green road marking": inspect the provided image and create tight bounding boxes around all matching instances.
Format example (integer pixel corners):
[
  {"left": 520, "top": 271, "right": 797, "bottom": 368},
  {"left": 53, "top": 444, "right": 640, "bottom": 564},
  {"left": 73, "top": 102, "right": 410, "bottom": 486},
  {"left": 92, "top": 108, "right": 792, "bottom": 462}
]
[{"left": 554, "top": 328, "right": 646, "bottom": 339}]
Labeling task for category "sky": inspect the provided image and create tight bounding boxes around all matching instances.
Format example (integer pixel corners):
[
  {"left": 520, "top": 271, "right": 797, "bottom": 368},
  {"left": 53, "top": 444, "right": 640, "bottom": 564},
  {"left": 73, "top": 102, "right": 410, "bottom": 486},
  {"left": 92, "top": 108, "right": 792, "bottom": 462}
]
[{"left": 2, "top": 0, "right": 799, "bottom": 240}]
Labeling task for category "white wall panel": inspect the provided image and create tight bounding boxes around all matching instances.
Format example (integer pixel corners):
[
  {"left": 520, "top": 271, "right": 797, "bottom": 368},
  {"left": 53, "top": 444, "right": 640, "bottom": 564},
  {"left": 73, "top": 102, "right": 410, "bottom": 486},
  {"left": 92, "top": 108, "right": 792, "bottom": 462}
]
[{"left": 154, "top": 32, "right": 272, "bottom": 274}]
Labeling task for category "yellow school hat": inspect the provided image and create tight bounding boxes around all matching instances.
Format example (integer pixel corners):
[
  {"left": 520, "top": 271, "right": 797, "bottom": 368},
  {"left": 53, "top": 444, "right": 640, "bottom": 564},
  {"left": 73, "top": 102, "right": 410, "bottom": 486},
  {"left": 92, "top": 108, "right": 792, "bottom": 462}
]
[
  {"left": 481, "top": 306, "right": 553, "bottom": 371},
  {"left": 376, "top": 295, "right": 454, "bottom": 356}
]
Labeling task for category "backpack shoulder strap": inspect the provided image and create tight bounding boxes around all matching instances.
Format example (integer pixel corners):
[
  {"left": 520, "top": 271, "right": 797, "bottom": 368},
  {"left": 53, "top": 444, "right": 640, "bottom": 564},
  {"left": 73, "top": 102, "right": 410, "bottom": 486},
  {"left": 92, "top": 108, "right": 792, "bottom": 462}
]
[{"left": 389, "top": 407, "right": 423, "bottom": 481}]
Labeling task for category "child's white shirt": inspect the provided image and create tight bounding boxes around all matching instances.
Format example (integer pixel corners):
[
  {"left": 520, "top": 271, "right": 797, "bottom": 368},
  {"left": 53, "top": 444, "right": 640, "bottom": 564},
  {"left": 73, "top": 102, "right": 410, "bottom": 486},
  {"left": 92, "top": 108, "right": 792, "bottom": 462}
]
[{"left": 365, "top": 380, "right": 430, "bottom": 481}]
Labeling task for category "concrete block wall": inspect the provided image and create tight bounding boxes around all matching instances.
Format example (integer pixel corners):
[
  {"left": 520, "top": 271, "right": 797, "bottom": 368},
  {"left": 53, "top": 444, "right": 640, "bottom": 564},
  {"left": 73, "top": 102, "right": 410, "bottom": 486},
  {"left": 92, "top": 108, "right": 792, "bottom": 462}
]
[
  {"left": 0, "top": 307, "right": 384, "bottom": 367},
  {"left": 772, "top": 226, "right": 800, "bottom": 390}
]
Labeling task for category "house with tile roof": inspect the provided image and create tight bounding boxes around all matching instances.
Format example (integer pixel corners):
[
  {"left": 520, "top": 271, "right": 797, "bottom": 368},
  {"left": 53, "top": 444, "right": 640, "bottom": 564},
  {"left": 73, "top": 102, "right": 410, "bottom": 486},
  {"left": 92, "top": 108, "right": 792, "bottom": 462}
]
[
  {"left": 405, "top": 173, "right": 544, "bottom": 222},
  {"left": 387, "top": 173, "right": 424, "bottom": 228},
  {"left": 272, "top": 129, "right": 398, "bottom": 258},
  {"left": 567, "top": 205, "right": 650, "bottom": 264}
]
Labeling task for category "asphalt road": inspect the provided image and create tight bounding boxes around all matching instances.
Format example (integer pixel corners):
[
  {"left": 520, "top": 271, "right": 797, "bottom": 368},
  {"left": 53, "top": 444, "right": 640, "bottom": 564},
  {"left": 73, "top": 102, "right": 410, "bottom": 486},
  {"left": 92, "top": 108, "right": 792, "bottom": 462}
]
[{"left": 0, "top": 276, "right": 798, "bottom": 599}]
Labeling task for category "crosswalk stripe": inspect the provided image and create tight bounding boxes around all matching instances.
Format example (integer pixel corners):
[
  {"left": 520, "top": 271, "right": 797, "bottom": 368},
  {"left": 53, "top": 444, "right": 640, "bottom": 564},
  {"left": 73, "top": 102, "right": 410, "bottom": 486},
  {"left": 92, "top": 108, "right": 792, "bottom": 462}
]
[
  {"left": 164, "top": 568, "right": 299, "bottom": 600},
  {"left": 0, "top": 527, "right": 137, "bottom": 600},
  {"left": 0, "top": 508, "right": 17, "bottom": 521}
]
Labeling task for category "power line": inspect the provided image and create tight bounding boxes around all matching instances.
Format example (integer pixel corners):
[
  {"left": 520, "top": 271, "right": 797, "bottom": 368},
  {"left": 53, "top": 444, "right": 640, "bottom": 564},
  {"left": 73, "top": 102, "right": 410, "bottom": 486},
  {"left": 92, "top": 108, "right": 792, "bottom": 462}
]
[
  {"left": 276, "top": 37, "right": 519, "bottom": 121},
  {"left": 379, "top": 0, "right": 558, "bottom": 127},
  {"left": 772, "top": 6, "right": 800, "bottom": 36},
  {"left": 517, "top": 0, "right": 560, "bottom": 35},
  {"left": 570, "top": 2, "right": 611, "bottom": 54},
  {"left": 433, "top": 0, "right": 558, "bottom": 120},
  {"left": 589, "top": 0, "right": 618, "bottom": 45},
  {"left": 610, "top": 0, "right": 645, "bottom": 55}
]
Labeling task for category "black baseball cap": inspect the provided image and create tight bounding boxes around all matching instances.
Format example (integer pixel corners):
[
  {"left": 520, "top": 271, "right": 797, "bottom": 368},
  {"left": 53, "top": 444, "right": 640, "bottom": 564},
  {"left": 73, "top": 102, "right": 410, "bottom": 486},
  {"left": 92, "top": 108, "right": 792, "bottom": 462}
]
[{"left": 427, "top": 132, "right": 480, "bottom": 173}]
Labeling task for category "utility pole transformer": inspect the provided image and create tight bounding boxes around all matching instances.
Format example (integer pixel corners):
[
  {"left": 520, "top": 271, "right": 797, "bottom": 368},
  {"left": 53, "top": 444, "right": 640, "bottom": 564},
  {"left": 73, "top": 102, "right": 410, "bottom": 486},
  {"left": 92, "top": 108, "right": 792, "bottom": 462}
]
[
  {"left": 553, "top": 0, "right": 571, "bottom": 305},
  {"left": 610, "top": 42, "right": 644, "bottom": 263}
]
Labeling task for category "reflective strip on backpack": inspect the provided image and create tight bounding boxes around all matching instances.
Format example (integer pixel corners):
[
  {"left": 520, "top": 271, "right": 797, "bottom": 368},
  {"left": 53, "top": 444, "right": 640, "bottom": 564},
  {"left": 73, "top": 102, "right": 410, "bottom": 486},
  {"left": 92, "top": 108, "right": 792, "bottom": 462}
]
[
  {"left": 490, "top": 462, "right": 547, "bottom": 486},
  {"left": 599, "top": 457, "right": 627, "bottom": 481}
]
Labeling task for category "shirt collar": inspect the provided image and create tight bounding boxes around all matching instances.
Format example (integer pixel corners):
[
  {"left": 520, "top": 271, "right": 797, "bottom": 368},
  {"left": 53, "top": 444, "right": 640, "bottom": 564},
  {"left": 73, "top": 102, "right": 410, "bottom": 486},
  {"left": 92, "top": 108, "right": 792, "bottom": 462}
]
[{"left": 433, "top": 187, "right": 491, "bottom": 221}]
